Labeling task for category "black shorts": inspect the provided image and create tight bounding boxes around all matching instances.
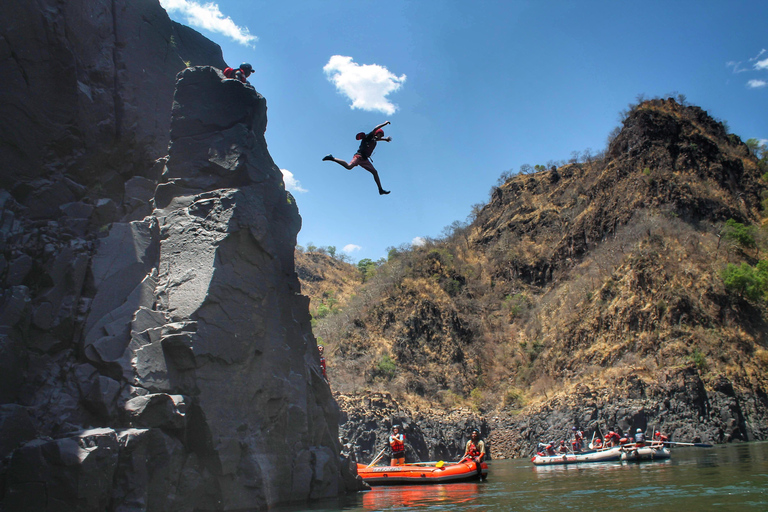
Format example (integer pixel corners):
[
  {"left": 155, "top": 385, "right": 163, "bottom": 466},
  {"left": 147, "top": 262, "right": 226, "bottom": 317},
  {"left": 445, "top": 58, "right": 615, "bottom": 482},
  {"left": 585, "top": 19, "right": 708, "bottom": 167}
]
[{"left": 391, "top": 451, "right": 405, "bottom": 459}]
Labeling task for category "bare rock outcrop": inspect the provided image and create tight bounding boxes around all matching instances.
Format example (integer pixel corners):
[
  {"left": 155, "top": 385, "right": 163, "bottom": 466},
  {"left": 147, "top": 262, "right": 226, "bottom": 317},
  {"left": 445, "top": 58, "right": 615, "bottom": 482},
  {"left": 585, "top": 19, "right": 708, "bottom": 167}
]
[{"left": 1, "top": 1, "right": 357, "bottom": 510}]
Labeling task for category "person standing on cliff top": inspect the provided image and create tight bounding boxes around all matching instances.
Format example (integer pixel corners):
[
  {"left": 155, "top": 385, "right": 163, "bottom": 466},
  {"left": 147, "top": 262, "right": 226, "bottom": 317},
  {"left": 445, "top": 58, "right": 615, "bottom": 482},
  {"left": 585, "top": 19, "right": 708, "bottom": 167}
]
[
  {"left": 322, "top": 121, "right": 392, "bottom": 195},
  {"left": 389, "top": 424, "right": 405, "bottom": 466}
]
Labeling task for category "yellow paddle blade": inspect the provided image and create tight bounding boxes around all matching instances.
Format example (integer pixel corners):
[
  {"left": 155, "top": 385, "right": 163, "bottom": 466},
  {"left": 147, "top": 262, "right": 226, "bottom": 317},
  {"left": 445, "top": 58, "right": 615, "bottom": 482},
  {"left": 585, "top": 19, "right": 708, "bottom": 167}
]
[{"left": 436, "top": 461, "right": 445, "bottom": 468}]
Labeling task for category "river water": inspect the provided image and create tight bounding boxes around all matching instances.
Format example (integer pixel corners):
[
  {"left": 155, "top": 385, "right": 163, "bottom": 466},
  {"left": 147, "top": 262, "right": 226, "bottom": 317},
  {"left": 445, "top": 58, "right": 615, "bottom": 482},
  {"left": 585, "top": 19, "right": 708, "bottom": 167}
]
[{"left": 278, "top": 441, "right": 768, "bottom": 511}]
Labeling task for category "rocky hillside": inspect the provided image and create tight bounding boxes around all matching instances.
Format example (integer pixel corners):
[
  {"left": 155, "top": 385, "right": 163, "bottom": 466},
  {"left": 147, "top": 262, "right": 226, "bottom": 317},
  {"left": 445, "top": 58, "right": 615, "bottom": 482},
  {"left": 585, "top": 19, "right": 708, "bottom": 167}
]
[
  {"left": 1, "top": 2, "right": 358, "bottom": 510},
  {"left": 295, "top": 250, "right": 360, "bottom": 327},
  {"left": 314, "top": 98, "right": 768, "bottom": 459}
]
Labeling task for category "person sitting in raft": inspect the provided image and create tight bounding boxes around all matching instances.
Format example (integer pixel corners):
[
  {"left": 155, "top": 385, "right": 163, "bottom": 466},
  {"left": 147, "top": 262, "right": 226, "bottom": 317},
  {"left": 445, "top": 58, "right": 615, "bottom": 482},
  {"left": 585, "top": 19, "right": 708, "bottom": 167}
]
[
  {"left": 634, "top": 428, "right": 646, "bottom": 447},
  {"left": 389, "top": 424, "right": 405, "bottom": 466},
  {"left": 592, "top": 435, "right": 603, "bottom": 450},
  {"left": 571, "top": 427, "right": 584, "bottom": 452},
  {"left": 462, "top": 428, "right": 486, "bottom": 478},
  {"left": 545, "top": 443, "right": 556, "bottom": 456},
  {"left": 462, "top": 428, "right": 486, "bottom": 463},
  {"left": 604, "top": 431, "right": 621, "bottom": 447},
  {"left": 652, "top": 431, "right": 669, "bottom": 445},
  {"left": 558, "top": 440, "right": 568, "bottom": 453}
]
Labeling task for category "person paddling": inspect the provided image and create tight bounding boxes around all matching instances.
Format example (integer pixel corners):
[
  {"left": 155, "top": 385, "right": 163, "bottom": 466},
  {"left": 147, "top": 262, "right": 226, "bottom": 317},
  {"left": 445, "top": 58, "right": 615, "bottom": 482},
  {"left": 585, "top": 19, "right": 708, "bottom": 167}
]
[{"left": 323, "top": 121, "right": 392, "bottom": 195}]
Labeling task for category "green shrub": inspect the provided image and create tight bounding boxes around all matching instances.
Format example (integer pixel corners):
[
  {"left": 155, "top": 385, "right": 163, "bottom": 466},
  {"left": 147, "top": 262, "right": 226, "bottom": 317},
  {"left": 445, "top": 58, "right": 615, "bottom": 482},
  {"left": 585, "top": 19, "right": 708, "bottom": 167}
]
[
  {"left": 722, "top": 219, "right": 756, "bottom": 251},
  {"left": 376, "top": 355, "right": 397, "bottom": 380},
  {"left": 721, "top": 261, "right": 768, "bottom": 302}
]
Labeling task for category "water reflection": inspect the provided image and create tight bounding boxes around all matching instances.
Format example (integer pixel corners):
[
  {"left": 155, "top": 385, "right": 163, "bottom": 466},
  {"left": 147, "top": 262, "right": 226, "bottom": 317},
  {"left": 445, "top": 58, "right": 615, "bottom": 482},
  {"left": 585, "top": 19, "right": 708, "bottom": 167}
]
[{"left": 360, "top": 483, "right": 483, "bottom": 510}]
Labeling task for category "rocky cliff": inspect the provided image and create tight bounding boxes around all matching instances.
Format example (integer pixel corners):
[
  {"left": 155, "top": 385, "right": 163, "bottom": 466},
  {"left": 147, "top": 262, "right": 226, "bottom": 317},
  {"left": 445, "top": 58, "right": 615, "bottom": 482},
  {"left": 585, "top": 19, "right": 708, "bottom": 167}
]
[{"left": 1, "top": 1, "right": 354, "bottom": 510}]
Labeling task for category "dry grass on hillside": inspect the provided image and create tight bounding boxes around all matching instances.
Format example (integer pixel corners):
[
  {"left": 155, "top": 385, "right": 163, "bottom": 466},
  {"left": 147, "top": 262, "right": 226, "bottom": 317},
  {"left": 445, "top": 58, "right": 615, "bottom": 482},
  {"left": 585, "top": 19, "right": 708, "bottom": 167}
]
[{"left": 306, "top": 99, "right": 768, "bottom": 414}]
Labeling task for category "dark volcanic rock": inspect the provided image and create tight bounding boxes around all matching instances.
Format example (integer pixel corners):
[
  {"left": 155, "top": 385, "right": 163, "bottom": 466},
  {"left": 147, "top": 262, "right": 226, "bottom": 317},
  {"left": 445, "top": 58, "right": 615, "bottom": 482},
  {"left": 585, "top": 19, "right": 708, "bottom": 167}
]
[{"left": 0, "top": 1, "right": 353, "bottom": 510}]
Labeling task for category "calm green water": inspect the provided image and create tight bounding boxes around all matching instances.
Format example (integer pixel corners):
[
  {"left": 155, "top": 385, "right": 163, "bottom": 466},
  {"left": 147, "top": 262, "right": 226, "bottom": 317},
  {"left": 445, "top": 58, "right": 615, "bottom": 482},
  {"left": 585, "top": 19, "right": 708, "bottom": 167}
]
[{"left": 282, "top": 442, "right": 768, "bottom": 511}]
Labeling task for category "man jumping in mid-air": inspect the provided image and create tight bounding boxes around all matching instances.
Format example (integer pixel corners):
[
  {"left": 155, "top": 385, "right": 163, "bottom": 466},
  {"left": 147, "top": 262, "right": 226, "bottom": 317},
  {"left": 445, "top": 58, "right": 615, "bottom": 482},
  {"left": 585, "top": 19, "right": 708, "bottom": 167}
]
[{"left": 323, "top": 121, "right": 392, "bottom": 195}]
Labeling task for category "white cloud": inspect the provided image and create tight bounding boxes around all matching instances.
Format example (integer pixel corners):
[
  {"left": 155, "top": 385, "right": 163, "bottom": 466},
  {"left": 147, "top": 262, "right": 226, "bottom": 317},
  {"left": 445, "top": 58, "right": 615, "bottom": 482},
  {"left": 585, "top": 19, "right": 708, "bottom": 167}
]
[
  {"left": 323, "top": 55, "right": 406, "bottom": 115},
  {"left": 747, "top": 79, "right": 767, "bottom": 89},
  {"left": 281, "top": 169, "right": 307, "bottom": 193},
  {"left": 755, "top": 58, "right": 768, "bottom": 71},
  {"left": 160, "top": 0, "right": 257, "bottom": 47},
  {"left": 411, "top": 237, "right": 426, "bottom": 247},
  {"left": 343, "top": 244, "right": 362, "bottom": 253}
]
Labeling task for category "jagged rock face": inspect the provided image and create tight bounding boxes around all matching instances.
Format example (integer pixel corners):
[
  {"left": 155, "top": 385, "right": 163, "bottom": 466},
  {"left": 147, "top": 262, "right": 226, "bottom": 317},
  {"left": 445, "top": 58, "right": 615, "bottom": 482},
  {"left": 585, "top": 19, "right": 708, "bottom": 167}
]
[
  {"left": 140, "top": 66, "right": 342, "bottom": 508},
  {"left": 1, "top": 2, "right": 354, "bottom": 510},
  {"left": 0, "top": 0, "right": 226, "bottom": 193}
]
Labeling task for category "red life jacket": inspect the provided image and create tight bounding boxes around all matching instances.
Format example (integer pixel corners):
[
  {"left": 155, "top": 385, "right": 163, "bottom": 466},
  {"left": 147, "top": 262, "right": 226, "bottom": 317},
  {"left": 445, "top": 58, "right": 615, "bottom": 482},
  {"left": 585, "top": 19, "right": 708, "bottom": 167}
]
[
  {"left": 223, "top": 67, "right": 246, "bottom": 83},
  {"left": 467, "top": 441, "right": 481, "bottom": 458},
  {"left": 389, "top": 435, "right": 404, "bottom": 452}
]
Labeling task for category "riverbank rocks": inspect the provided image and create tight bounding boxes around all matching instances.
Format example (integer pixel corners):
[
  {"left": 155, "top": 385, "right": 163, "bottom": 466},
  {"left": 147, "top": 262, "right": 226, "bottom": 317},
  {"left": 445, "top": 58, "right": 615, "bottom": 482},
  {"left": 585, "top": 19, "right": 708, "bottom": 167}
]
[{"left": 336, "top": 392, "right": 490, "bottom": 464}]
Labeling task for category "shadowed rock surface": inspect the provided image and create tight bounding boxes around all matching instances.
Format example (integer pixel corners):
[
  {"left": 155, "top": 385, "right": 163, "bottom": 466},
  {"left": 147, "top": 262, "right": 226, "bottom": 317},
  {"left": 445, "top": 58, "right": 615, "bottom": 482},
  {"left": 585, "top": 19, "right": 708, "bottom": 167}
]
[{"left": 1, "top": 1, "right": 360, "bottom": 510}]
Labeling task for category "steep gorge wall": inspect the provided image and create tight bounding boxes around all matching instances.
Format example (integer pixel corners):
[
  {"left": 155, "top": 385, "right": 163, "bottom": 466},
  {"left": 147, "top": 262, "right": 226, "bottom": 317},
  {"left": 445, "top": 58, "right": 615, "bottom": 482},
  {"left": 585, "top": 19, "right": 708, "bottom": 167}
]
[{"left": 1, "top": 1, "right": 354, "bottom": 510}]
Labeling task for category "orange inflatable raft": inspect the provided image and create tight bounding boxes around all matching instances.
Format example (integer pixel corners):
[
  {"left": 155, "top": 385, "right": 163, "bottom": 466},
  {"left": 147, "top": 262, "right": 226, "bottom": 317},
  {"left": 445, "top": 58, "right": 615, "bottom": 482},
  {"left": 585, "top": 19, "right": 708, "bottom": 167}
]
[{"left": 356, "top": 460, "right": 488, "bottom": 486}]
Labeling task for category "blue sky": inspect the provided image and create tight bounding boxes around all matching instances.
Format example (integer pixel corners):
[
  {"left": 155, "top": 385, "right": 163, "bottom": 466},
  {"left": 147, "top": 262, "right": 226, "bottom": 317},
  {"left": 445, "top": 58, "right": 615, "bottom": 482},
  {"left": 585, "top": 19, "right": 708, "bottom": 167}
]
[{"left": 160, "top": 0, "right": 768, "bottom": 263}]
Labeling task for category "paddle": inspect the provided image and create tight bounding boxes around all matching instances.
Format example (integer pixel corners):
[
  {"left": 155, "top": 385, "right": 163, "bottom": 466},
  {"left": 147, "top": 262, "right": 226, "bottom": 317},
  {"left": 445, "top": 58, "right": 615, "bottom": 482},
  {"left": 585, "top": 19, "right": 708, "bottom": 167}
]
[
  {"left": 367, "top": 447, "right": 387, "bottom": 467},
  {"left": 664, "top": 441, "right": 714, "bottom": 448}
]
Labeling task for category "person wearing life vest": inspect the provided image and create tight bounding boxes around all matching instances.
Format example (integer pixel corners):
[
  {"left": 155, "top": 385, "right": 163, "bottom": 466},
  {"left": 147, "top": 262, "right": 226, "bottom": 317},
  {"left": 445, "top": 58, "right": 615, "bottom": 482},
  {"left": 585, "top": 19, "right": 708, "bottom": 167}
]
[
  {"left": 634, "top": 428, "right": 646, "bottom": 447},
  {"left": 652, "top": 431, "right": 669, "bottom": 445},
  {"left": 592, "top": 436, "right": 603, "bottom": 450},
  {"left": 462, "top": 428, "right": 486, "bottom": 463},
  {"left": 571, "top": 427, "right": 584, "bottom": 452},
  {"left": 462, "top": 428, "right": 486, "bottom": 478},
  {"left": 604, "top": 431, "right": 621, "bottom": 447},
  {"left": 323, "top": 121, "right": 392, "bottom": 195},
  {"left": 389, "top": 424, "right": 405, "bottom": 466},
  {"left": 222, "top": 62, "right": 253, "bottom": 84}
]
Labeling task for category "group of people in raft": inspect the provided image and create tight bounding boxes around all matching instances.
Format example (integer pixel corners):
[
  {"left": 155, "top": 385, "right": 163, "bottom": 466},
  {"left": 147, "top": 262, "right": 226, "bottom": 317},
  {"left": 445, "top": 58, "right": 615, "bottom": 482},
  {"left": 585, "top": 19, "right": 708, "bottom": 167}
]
[
  {"left": 540, "top": 427, "right": 669, "bottom": 456},
  {"left": 386, "top": 425, "right": 486, "bottom": 468},
  {"left": 223, "top": 62, "right": 395, "bottom": 197}
]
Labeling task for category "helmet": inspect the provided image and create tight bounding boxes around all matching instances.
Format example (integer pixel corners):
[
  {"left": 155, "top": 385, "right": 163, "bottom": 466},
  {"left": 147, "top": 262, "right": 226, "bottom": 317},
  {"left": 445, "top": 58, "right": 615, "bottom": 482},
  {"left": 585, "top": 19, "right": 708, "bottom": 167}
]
[
  {"left": 393, "top": 424, "right": 400, "bottom": 430},
  {"left": 374, "top": 128, "right": 385, "bottom": 137},
  {"left": 655, "top": 431, "right": 661, "bottom": 436},
  {"left": 240, "top": 62, "right": 253, "bottom": 73},
  {"left": 471, "top": 428, "right": 479, "bottom": 435},
  {"left": 637, "top": 428, "right": 642, "bottom": 433},
  {"left": 572, "top": 427, "right": 577, "bottom": 431},
  {"left": 356, "top": 132, "right": 366, "bottom": 140}
]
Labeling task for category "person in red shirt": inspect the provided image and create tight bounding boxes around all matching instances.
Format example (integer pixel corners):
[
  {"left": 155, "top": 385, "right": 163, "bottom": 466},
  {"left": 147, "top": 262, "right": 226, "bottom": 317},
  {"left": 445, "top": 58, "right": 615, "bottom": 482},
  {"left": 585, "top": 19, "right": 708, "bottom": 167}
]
[{"left": 323, "top": 121, "right": 392, "bottom": 195}]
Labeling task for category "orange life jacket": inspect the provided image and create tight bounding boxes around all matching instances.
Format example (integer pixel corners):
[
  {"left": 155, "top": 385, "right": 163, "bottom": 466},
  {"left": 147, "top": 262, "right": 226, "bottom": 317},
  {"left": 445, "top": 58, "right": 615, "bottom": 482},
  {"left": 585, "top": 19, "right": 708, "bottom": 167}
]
[{"left": 467, "top": 441, "right": 481, "bottom": 457}]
